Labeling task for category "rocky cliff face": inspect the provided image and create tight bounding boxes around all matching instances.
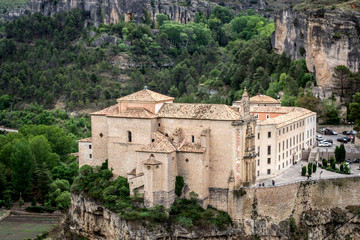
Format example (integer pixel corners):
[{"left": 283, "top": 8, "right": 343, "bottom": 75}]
[
  {"left": 68, "top": 193, "right": 242, "bottom": 239},
  {"left": 25, "top": 0, "right": 271, "bottom": 26},
  {"left": 68, "top": 178, "right": 360, "bottom": 240},
  {"left": 272, "top": 8, "right": 360, "bottom": 91}
]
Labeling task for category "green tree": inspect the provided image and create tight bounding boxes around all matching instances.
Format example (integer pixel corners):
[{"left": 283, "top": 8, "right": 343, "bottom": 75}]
[
  {"left": 349, "top": 93, "right": 360, "bottom": 130},
  {"left": 156, "top": 14, "right": 169, "bottom": 27},
  {"left": 11, "top": 139, "right": 34, "bottom": 197},
  {"left": 335, "top": 144, "right": 346, "bottom": 163},
  {"left": 175, "top": 175, "right": 185, "bottom": 197}
]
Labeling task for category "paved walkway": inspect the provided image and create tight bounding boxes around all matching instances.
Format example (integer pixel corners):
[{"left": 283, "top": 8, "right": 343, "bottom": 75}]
[{"left": 256, "top": 160, "right": 360, "bottom": 187}]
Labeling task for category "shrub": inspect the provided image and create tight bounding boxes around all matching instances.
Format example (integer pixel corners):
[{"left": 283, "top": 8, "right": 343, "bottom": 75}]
[
  {"left": 340, "top": 163, "right": 344, "bottom": 172},
  {"left": 289, "top": 217, "right": 297, "bottom": 232},
  {"left": 344, "top": 164, "right": 350, "bottom": 174},
  {"left": 313, "top": 164, "right": 317, "bottom": 173},
  {"left": 175, "top": 175, "right": 185, "bottom": 197},
  {"left": 301, "top": 166, "right": 306, "bottom": 176},
  {"left": 322, "top": 159, "right": 328, "bottom": 167},
  {"left": 26, "top": 206, "right": 44, "bottom": 213},
  {"left": 331, "top": 161, "right": 336, "bottom": 170},
  {"left": 308, "top": 163, "right": 312, "bottom": 176}
]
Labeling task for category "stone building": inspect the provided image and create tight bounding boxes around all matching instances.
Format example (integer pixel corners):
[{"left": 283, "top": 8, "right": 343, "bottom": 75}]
[
  {"left": 79, "top": 89, "right": 257, "bottom": 211},
  {"left": 246, "top": 95, "right": 316, "bottom": 180}
]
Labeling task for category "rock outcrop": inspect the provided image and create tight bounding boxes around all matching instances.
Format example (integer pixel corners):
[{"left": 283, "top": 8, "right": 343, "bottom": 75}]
[
  {"left": 68, "top": 178, "right": 360, "bottom": 240},
  {"left": 68, "top": 193, "right": 242, "bottom": 239},
  {"left": 272, "top": 8, "right": 360, "bottom": 90},
  {"left": 25, "top": 0, "right": 272, "bottom": 26}
]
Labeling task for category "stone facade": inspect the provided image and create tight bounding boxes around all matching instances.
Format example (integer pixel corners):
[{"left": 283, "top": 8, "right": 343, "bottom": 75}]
[
  {"left": 235, "top": 95, "right": 317, "bottom": 181},
  {"left": 79, "top": 89, "right": 257, "bottom": 210}
]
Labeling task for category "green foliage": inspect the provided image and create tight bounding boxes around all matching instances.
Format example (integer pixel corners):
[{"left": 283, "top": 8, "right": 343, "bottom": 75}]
[
  {"left": 0, "top": 0, "right": 27, "bottom": 13},
  {"left": 335, "top": 144, "right": 346, "bottom": 163},
  {"left": 312, "top": 163, "right": 317, "bottom": 173},
  {"left": 175, "top": 175, "right": 185, "bottom": 197},
  {"left": 349, "top": 93, "right": 360, "bottom": 131},
  {"left": 307, "top": 163, "right": 312, "bottom": 176},
  {"left": 156, "top": 14, "right": 169, "bottom": 27},
  {"left": 301, "top": 166, "right": 306, "bottom": 176},
  {"left": 289, "top": 217, "right": 297, "bottom": 232},
  {"left": 322, "top": 159, "right": 328, "bottom": 167}
]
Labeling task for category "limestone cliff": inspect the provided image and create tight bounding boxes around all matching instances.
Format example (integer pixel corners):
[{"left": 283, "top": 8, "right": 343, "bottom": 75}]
[
  {"left": 25, "top": 0, "right": 274, "bottom": 26},
  {"left": 67, "top": 193, "right": 241, "bottom": 239},
  {"left": 272, "top": 8, "right": 360, "bottom": 92},
  {"left": 67, "top": 178, "right": 360, "bottom": 240}
]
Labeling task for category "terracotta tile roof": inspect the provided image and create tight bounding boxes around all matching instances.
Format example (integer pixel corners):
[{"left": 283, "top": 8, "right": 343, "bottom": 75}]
[
  {"left": 249, "top": 95, "right": 280, "bottom": 104},
  {"left": 116, "top": 89, "right": 174, "bottom": 103},
  {"left": 78, "top": 137, "right": 92, "bottom": 142},
  {"left": 178, "top": 142, "right": 205, "bottom": 153},
  {"left": 257, "top": 107, "right": 315, "bottom": 127},
  {"left": 250, "top": 106, "right": 296, "bottom": 113},
  {"left": 143, "top": 157, "right": 162, "bottom": 165},
  {"left": 92, "top": 105, "right": 156, "bottom": 118},
  {"left": 138, "top": 131, "right": 176, "bottom": 153},
  {"left": 157, "top": 103, "right": 242, "bottom": 121}
]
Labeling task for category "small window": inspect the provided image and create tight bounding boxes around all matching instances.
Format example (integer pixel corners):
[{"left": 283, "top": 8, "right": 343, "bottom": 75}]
[
  {"left": 287, "top": 127, "right": 289, "bottom": 132},
  {"left": 267, "top": 158, "right": 271, "bottom": 164},
  {"left": 279, "top": 130, "right": 281, "bottom": 136},
  {"left": 99, "top": 133, "right": 103, "bottom": 137},
  {"left": 266, "top": 114, "right": 270, "bottom": 119},
  {"left": 278, "top": 165, "right": 280, "bottom": 170},
  {"left": 257, "top": 171, "right": 259, "bottom": 176},
  {"left": 267, "top": 169, "right": 271, "bottom": 175},
  {"left": 89, "top": 154, "right": 92, "bottom": 159},
  {"left": 258, "top": 133, "right": 260, "bottom": 139},
  {"left": 89, "top": 145, "right": 92, "bottom": 149},
  {"left": 283, "top": 128, "right": 285, "bottom": 134},
  {"left": 192, "top": 135, "right": 195, "bottom": 143},
  {"left": 268, "top": 132, "right": 271, "bottom": 138},
  {"left": 258, "top": 159, "right": 260, "bottom": 166},
  {"left": 147, "top": 166, "right": 151, "bottom": 170},
  {"left": 267, "top": 146, "right": 271, "bottom": 155},
  {"left": 152, "top": 139, "right": 155, "bottom": 142},
  {"left": 185, "top": 159, "right": 189, "bottom": 163},
  {"left": 158, "top": 123, "right": 161, "bottom": 127},
  {"left": 258, "top": 147, "right": 260, "bottom": 156},
  {"left": 290, "top": 125, "right": 292, "bottom": 131},
  {"left": 128, "top": 131, "right": 132, "bottom": 142},
  {"left": 282, "top": 163, "right": 284, "bottom": 168}
]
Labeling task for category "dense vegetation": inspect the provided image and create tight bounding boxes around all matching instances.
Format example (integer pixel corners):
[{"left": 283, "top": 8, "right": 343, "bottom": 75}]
[
  {"left": 0, "top": 125, "right": 79, "bottom": 210},
  {"left": 0, "top": 0, "right": 27, "bottom": 14},
  {"left": 72, "top": 163, "right": 231, "bottom": 230}
]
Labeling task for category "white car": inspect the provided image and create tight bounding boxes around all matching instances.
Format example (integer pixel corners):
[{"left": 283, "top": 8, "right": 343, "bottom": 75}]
[
  {"left": 318, "top": 141, "right": 331, "bottom": 147},
  {"left": 316, "top": 135, "right": 323, "bottom": 141}
]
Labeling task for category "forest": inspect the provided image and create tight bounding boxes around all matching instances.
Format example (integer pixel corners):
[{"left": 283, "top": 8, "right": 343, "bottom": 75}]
[{"left": 0, "top": 4, "right": 360, "bottom": 210}]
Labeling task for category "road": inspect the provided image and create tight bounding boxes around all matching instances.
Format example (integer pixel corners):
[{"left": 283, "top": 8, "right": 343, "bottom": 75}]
[{"left": 0, "top": 127, "right": 18, "bottom": 133}]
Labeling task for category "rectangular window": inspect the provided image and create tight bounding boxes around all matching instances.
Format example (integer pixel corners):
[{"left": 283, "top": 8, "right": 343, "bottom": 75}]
[
  {"left": 258, "top": 133, "right": 260, "bottom": 139},
  {"left": 290, "top": 125, "right": 292, "bottom": 131},
  {"left": 287, "top": 127, "right": 289, "bottom": 132},
  {"left": 192, "top": 135, "right": 195, "bottom": 143},
  {"left": 258, "top": 159, "right": 260, "bottom": 166},
  {"left": 89, "top": 154, "right": 92, "bottom": 159},
  {"left": 282, "top": 163, "right": 284, "bottom": 168},
  {"left": 279, "top": 130, "right": 281, "bottom": 136},
  {"left": 257, "top": 171, "right": 259, "bottom": 176},
  {"left": 267, "top": 169, "right": 271, "bottom": 175},
  {"left": 266, "top": 114, "right": 270, "bottom": 119},
  {"left": 283, "top": 128, "right": 285, "bottom": 134},
  {"left": 283, "top": 141, "right": 284, "bottom": 151},
  {"left": 258, "top": 147, "right": 260, "bottom": 156},
  {"left": 89, "top": 145, "right": 92, "bottom": 149},
  {"left": 268, "top": 131, "right": 271, "bottom": 138},
  {"left": 279, "top": 143, "right": 281, "bottom": 152},
  {"left": 286, "top": 139, "right": 288, "bottom": 149},
  {"left": 267, "top": 158, "right": 271, "bottom": 164},
  {"left": 278, "top": 165, "right": 280, "bottom": 170},
  {"left": 267, "top": 146, "right": 271, "bottom": 155},
  {"left": 278, "top": 155, "right": 280, "bottom": 161}
]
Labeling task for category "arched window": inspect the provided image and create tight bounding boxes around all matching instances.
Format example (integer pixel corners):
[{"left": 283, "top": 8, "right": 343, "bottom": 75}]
[{"left": 128, "top": 131, "right": 132, "bottom": 142}]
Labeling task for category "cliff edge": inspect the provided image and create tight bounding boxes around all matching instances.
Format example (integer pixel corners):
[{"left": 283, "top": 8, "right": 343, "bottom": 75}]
[{"left": 272, "top": 7, "right": 360, "bottom": 91}]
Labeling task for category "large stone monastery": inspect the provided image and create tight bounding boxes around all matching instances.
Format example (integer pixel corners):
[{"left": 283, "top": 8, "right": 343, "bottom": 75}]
[{"left": 79, "top": 89, "right": 316, "bottom": 212}]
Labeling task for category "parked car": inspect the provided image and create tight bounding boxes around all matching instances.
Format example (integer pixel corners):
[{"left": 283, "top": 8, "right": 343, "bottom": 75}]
[
  {"left": 343, "top": 131, "right": 352, "bottom": 135},
  {"left": 323, "top": 139, "right": 333, "bottom": 145},
  {"left": 325, "top": 129, "right": 337, "bottom": 135},
  {"left": 318, "top": 141, "right": 331, "bottom": 147},
  {"left": 351, "top": 130, "right": 357, "bottom": 135},
  {"left": 316, "top": 135, "right": 323, "bottom": 141},
  {"left": 344, "top": 136, "right": 351, "bottom": 142},
  {"left": 353, "top": 158, "right": 360, "bottom": 163},
  {"left": 337, "top": 137, "right": 348, "bottom": 143}
]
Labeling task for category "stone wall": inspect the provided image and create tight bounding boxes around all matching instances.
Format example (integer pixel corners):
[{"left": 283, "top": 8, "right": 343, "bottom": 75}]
[{"left": 234, "top": 177, "right": 360, "bottom": 239}]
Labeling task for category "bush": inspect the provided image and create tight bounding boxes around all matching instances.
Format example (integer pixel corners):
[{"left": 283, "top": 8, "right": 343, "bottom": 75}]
[
  {"left": 301, "top": 166, "right": 306, "bottom": 176},
  {"left": 26, "top": 206, "right": 44, "bottom": 213},
  {"left": 313, "top": 164, "right": 317, "bottom": 173},
  {"left": 308, "top": 163, "right": 312, "bottom": 176},
  {"left": 175, "top": 175, "right": 185, "bottom": 197},
  {"left": 289, "top": 217, "right": 297, "bottom": 232},
  {"left": 322, "top": 159, "right": 328, "bottom": 167},
  {"left": 340, "top": 163, "right": 344, "bottom": 172},
  {"left": 331, "top": 161, "right": 336, "bottom": 170}
]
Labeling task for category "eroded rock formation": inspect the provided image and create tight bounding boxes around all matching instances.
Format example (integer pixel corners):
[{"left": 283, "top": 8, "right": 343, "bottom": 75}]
[
  {"left": 25, "top": 0, "right": 273, "bottom": 26},
  {"left": 68, "top": 178, "right": 360, "bottom": 239},
  {"left": 272, "top": 8, "right": 360, "bottom": 90}
]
